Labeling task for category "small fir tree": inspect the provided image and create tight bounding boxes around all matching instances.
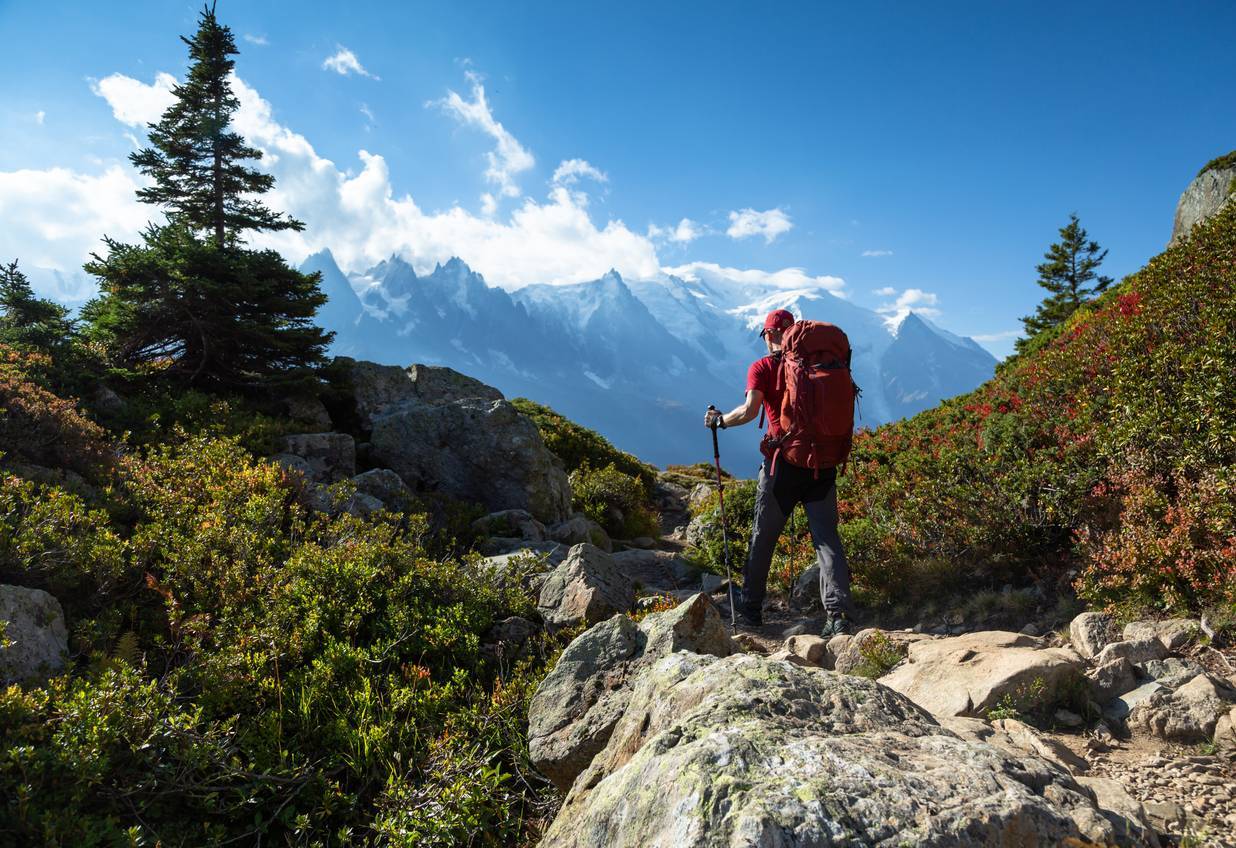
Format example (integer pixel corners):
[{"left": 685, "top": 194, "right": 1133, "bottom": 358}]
[
  {"left": 84, "top": 4, "right": 331, "bottom": 389},
  {"left": 1016, "top": 213, "right": 1113, "bottom": 353},
  {"left": 0, "top": 260, "right": 76, "bottom": 355}
]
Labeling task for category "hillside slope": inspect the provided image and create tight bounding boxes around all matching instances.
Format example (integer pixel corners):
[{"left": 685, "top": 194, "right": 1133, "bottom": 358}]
[{"left": 837, "top": 200, "right": 1236, "bottom": 614}]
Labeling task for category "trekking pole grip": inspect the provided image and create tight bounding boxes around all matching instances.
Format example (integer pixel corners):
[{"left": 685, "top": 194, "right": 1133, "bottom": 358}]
[{"left": 707, "top": 405, "right": 720, "bottom": 457}]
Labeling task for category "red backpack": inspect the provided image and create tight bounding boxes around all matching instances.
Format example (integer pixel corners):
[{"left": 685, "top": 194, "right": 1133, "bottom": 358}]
[{"left": 763, "top": 320, "right": 858, "bottom": 474}]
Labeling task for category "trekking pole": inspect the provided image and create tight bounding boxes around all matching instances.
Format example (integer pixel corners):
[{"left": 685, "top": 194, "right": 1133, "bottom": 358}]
[{"left": 707, "top": 405, "right": 737, "bottom": 629}]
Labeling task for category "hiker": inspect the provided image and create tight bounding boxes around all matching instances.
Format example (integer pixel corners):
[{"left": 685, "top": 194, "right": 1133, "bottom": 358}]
[{"left": 703, "top": 308, "right": 855, "bottom": 636}]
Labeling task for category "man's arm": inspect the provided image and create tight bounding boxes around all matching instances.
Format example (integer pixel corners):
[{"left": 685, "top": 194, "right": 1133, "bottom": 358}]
[{"left": 704, "top": 389, "right": 764, "bottom": 429}]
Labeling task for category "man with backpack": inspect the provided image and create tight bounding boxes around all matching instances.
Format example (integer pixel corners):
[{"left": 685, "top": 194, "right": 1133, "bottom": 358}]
[{"left": 703, "top": 308, "right": 855, "bottom": 636}]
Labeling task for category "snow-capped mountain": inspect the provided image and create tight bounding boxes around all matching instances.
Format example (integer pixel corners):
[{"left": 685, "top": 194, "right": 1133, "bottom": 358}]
[{"left": 300, "top": 250, "right": 996, "bottom": 468}]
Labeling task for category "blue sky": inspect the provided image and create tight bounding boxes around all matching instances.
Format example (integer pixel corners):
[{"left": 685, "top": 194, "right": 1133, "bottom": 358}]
[{"left": 2, "top": 1, "right": 1233, "bottom": 357}]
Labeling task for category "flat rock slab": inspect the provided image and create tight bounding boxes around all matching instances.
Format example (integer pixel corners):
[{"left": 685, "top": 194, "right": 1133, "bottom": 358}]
[
  {"left": 879, "top": 630, "right": 1084, "bottom": 717},
  {"left": 541, "top": 652, "right": 1137, "bottom": 848}
]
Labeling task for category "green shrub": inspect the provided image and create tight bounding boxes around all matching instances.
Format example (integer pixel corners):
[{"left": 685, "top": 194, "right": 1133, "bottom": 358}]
[
  {"left": 570, "top": 462, "right": 660, "bottom": 539},
  {"left": 687, "top": 479, "right": 757, "bottom": 577},
  {"left": 511, "top": 398, "right": 656, "bottom": 488},
  {"left": 839, "top": 200, "right": 1236, "bottom": 615},
  {"left": 848, "top": 631, "right": 906, "bottom": 679},
  {"left": 0, "top": 430, "right": 558, "bottom": 845}
]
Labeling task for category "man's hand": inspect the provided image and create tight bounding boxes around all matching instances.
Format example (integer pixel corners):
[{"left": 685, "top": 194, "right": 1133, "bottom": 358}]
[
  {"left": 705, "top": 390, "right": 764, "bottom": 430},
  {"left": 704, "top": 407, "right": 724, "bottom": 429}
]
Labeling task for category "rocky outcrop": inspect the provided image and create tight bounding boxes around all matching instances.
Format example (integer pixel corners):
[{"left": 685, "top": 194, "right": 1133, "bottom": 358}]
[
  {"left": 1170, "top": 160, "right": 1236, "bottom": 245},
  {"left": 527, "top": 593, "right": 733, "bottom": 791},
  {"left": 537, "top": 544, "right": 635, "bottom": 632},
  {"left": 1, "top": 585, "right": 68, "bottom": 684},
  {"left": 1122, "top": 618, "right": 1198, "bottom": 653},
  {"left": 540, "top": 651, "right": 1140, "bottom": 847},
  {"left": 878, "top": 630, "right": 1084, "bottom": 717},
  {"left": 546, "top": 514, "right": 611, "bottom": 551},
  {"left": 609, "top": 549, "right": 699, "bottom": 592},
  {"left": 1127, "top": 673, "right": 1236, "bottom": 743},
  {"left": 337, "top": 358, "right": 572, "bottom": 523}
]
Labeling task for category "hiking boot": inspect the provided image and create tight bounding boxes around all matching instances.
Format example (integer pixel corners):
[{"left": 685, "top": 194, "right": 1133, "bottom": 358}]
[
  {"left": 821, "top": 612, "right": 850, "bottom": 637},
  {"left": 734, "top": 605, "right": 763, "bottom": 629}
]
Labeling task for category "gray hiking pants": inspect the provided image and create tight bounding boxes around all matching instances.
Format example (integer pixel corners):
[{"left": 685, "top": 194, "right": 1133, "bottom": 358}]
[{"left": 740, "top": 458, "right": 850, "bottom": 615}]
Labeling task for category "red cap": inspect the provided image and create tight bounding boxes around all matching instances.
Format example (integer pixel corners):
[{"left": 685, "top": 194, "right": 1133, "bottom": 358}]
[{"left": 759, "top": 308, "right": 795, "bottom": 337}]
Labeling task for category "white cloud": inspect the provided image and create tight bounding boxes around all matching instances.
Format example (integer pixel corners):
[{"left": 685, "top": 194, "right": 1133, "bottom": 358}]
[
  {"left": 972, "top": 329, "right": 1020, "bottom": 342},
  {"left": 667, "top": 261, "right": 845, "bottom": 293},
  {"left": 726, "top": 207, "right": 792, "bottom": 244},
  {"left": 91, "top": 71, "right": 177, "bottom": 127},
  {"left": 244, "top": 34, "right": 269, "bottom": 46},
  {"left": 432, "top": 73, "right": 534, "bottom": 206},
  {"left": 872, "top": 286, "right": 897, "bottom": 296},
  {"left": 551, "top": 158, "right": 608, "bottom": 186},
  {"left": 875, "top": 287, "right": 941, "bottom": 329},
  {"left": 322, "top": 46, "right": 378, "bottom": 80},
  {"left": 648, "top": 218, "right": 703, "bottom": 244},
  {"left": 862, "top": 249, "right": 893, "bottom": 257},
  {"left": 0, "top": 164, "right": 149, "bottom": 298},
  {"left": 34, "top": 111, "right": 45, "bottom": 125},
  {"left": 359, "top": 103, "right": 375, "bottom": 130},
  {"left": 3, "top": 69, "right": 852, "bottom": 305}
]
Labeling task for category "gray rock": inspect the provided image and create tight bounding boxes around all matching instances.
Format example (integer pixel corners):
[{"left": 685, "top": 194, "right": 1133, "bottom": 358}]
[
  {"left": 784, "top": 634, "right": 828, "bottom": 666},
  {"left": 483, "top": 616, "right": 538, "bottom": 653},
  {"left": 341, "top": 357, "right": 503, "bottom": 431},
  {"left": 1141, "top": 656, "right": 1206, "bottom": 689},
  {"left": 304, "top": 484, "right": 383, "bottom": 517},
  {"left": 789, "top": 562, "right": 821, "bottom": 611},
  {"left": 939, "top": 715, "right": 1089, "bottom": 776},
  {"left": 1214, "top": 706, "right": 1236, "bottom": 751},
  {"left": 686, "top": 482, "right": 713, "bottom": 510},
  {"left": 351, "top": 468, "right": 412, "bottom": 506},
  {"left": 1087, "top": 656, "right": 1139, "bottom": 703},
  {"left": 1075, "top": 776, "right": 1162, "bottom": 848},
  {"left": 481, "top": 545, "right": 566, "bottom": 596},
  {"left": 91, "top": 385, "right": 126, "bottom": 417},
  {"left": 279, "top": 433, "right": 356, "bottom": 484},
  {"left": 1069, "top": 611, "right": 1117, "bottom": 659},
  {"left": 537, "top": 544, "right": 635, "bottom": 632},
  {"left": 610, "top": 549, "right": 699, "bottom": 592},
  {"left": 1104, "top": 680, "right": 1167, "bottom": 722},
  {"left": 369, "top": 393, "right": 571, "bottom": 524},
  {"left": 699, "top": 572, "right": 727, "bottom": 594},
  {"left": 1121, "top": 618, "right": 1199, "bottom": 653},
  {"left": 1127, "top": 673, "right": 1236, "bottom": 742},
  {"left": 547, "top": 514, "right": 611, "bottom": 552},
  {"left": 834, "top": 627, "right": 930, "bottom": 676},
  {"left": 541, "top": 652, "right": 1134, "bottom": 847},
  {"left": 282, "top": 394, "right": 332, "bottom": 430},
  {"left": 1094, "top": 636, "right": 1168, "bottom": 667},
  {"left": 0, "top": 585, "right": 68, "bottom": 684},
  {"left": 650, "top": 477, "right": 691, "bottom": 536},
  {"left": 528, "top": 593, "right": 733, "bottom": 791},
  {"left": 879, "top": 630, "right": 1084, "bottom": 717},
  {"left": 1170, "top": 163, "right": 1236, "bottom": 246},
  {"left": 1055, "top": 708, "right": 1084, "bottom": 728},
  {"left": 472, "top": 509, "right": 546, "bottom": 542}
]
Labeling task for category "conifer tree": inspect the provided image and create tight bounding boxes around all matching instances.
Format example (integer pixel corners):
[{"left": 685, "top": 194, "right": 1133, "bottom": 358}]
[
  {"left": 0, "top": 260, "right": 76, "bottom": 355},
  {"left": 83, "top": 4, "right": 331, "bottom": 389},
  {"left": 1016, "top": 214, "right": 1113, "bottom": 353}
]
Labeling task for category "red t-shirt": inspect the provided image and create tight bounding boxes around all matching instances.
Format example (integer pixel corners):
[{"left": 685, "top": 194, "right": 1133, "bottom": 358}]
[{"left": 746, "top": 354, "right": 784, "bottom": 438}]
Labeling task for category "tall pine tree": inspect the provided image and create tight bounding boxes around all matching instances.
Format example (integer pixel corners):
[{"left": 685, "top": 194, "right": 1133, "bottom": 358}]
[
  {"left": 83, "top": 4, "right": 331, "bottom": 389},
  {"left": 1016, "top": 213, "right": 1113, "bottom": 353}
]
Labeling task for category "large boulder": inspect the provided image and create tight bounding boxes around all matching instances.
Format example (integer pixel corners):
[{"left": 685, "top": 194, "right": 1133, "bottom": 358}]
[
  {"left": 342, "top": 358, "right": 503, "bottom": 430},
  {"left": 879, "top": 630, "right": 1084, "bottom": 717},
  {"left": 1074, "top": 776, "right": 1162, "bottom": 848},
  {"left": 351, "top": 468, "right": 413, "bottom": 506},
  {"left": 1094, "top": 636, "right": 1168, "bottom": 667},
  {"left": 833, "top": 628, "right": 932, "bottom": 675},
  {"left": 541, "top": 651, "right": 1139, "bottom": 847},
  {"left": 1170, "top": 160, "right": 1236, "bottom": 246},
  {"left": 528, "top": 593, "right": 732, "bottom": 791},
  {"left": 1127, "top": 673, "right": 1236, "bottom": 742},
  {"left": 1068, "top": 611, "right": 1117, "bottom": 659},
  {"left": 547, "top": 514, "right": 611, "bottom": 552},
  {"left": 1, "top": 585, "right": 68, "bottom": 684},
  {"left": 340, "top": 359, "right": 572, "bottom": 523},
  {"left": 537, "top": 544, "right": 635, "bottom": 632},
  {"left": 472, "top": 509, "right": 546, "bottom": 542},
  {"left": 1087, "top": 656, "right": 1139, "bottom": 703}
]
